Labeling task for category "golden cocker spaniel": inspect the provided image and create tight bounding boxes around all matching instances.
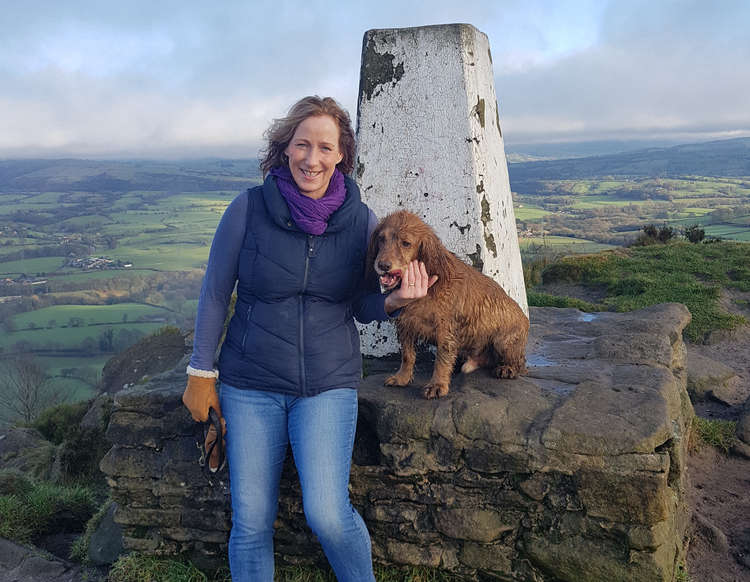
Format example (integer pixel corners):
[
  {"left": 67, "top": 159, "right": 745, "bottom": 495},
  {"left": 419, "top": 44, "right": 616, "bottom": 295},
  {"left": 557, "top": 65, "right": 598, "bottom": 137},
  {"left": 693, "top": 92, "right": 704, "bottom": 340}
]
[{"left": 368, "top": 210, "right": 528, "bottom": 398}]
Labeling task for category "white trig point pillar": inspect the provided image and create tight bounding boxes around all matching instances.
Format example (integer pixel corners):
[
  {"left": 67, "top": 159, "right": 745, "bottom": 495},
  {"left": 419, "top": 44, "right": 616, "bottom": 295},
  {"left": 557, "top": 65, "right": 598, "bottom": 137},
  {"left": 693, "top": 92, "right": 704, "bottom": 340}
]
[{"left": 356, "top": 23, "right": 527, "bottom": 357}]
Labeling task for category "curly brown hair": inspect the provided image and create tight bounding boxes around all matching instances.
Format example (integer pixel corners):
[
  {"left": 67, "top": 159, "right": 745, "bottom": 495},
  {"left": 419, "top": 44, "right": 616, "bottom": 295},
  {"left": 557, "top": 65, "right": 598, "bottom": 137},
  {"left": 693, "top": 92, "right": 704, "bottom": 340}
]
[{"left": 259, "top": 96, "right": 355, "bottom": 176}]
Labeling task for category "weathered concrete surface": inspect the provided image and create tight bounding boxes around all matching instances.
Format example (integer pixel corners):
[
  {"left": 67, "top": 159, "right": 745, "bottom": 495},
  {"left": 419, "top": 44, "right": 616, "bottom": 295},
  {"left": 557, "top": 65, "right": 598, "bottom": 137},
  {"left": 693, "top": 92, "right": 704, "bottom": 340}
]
[
  {"left": 356, "top": 24, "right": 526, "bottom": 356},
  {"left": 100, "top": 303, "right": 693, "bottom": 581}
]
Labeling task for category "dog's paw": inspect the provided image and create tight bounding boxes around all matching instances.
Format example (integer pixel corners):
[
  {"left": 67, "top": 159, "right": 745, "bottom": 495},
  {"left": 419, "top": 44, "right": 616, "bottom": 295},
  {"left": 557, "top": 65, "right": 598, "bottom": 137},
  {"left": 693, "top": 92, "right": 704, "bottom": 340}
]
[
  {"left": 422, "top": 383, "right": 449, "bottom": 399},
  {"left": 494, "top": 365, "right": 518, "bottom": 379},
  {"left": 385, "top": 374, "right": 412, "bottom": 387}
]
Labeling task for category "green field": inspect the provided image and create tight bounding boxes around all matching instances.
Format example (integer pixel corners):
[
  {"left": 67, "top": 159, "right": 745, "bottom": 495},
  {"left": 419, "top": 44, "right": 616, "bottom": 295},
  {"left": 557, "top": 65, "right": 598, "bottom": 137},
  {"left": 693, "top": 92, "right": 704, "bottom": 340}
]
[
  {"left": 4, "top": 303, "right": 173, "bottom": 354},
  {"left": 0, "top": 188, "right": 235, "bottom": 277},
  {"left": 43, "top": 376, "right": 97, "bottom": 402},
  {"left": 570, "top": 195, "right": 650, "bottom": 209},
  {"left": 520, "top": 236, "right": 617, "bottom": 253},
  {"left": 514, "top": 174, "right": 750, "bottom": 245},
  {"left": 12, "top": 303, "right": 172, "bottom": 328},
  {"left": 36, "top": 354, "right": 112, "bottom": 377},
  {"left": 0, "top": 322, "right": 165, "bottom": 350},
  {"left": 514, "top": 204, "right": 552, "bottom": 220},
  {"left": 44, "top": 269, "right": 157, "bottom": 285},
  {"left": 0, "top": 257, "right": 67, "bottom": 275},
  {"left": 35, "top": 354, "right": 112, "bottom": 401},
  {"left": 705, "top": 225, "right": 750, "bottom": 241}
]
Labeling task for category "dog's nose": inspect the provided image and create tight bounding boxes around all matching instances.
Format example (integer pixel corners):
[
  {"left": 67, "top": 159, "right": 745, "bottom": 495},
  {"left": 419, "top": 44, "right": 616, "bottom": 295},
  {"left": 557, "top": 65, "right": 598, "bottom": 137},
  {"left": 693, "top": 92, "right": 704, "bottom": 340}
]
[{"left": 377, "top": 260, "right": 391, "bottom": 272}]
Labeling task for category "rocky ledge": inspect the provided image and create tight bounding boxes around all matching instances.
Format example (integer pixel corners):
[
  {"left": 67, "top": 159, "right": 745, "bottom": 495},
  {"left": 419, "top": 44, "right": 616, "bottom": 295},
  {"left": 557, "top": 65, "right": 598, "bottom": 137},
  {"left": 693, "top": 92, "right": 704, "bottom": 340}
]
[{"left": 100, "top": 303, "right": 694, "bottom": 581}]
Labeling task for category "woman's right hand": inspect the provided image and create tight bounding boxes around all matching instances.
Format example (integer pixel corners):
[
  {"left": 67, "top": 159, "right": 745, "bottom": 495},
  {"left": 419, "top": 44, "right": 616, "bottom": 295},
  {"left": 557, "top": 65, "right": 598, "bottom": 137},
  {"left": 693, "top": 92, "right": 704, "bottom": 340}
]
[
  {"left": 183, "top": 375, "right": 226, "bottom": 471},
  {"left": 182, "top": 375, "right": 222, "bottom": 423}
]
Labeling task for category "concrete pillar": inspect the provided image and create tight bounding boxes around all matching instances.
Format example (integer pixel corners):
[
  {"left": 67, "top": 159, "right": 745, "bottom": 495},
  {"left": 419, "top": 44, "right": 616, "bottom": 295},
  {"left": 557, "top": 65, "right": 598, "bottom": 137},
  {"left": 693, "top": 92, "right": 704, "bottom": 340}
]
[{"left": 356, "top": 23, "right": 527, "bottom": 357}]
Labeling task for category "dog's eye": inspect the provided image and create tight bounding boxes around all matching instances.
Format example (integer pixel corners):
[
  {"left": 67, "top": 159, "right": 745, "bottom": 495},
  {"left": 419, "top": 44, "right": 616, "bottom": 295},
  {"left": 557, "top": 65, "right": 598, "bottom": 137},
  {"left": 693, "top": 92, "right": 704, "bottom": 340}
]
[{"left": 401, "top": 240, "right": 411, "bottom": 248}]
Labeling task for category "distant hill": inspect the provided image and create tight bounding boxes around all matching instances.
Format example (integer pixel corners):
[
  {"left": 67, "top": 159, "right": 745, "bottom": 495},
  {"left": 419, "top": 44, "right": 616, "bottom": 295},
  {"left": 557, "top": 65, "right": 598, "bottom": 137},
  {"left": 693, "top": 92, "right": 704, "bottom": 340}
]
[
  {"left": 508, "top": 137, "right": 750, "bottom": 183},
  {"left": 505, "top": 138, "right": 697, "bottom": 160},
  {"left": 0, "top": 158, "right": 262, "bottom": 193},
  {"left": 3, "top": 137, "right": 748, "bottom": 195}
]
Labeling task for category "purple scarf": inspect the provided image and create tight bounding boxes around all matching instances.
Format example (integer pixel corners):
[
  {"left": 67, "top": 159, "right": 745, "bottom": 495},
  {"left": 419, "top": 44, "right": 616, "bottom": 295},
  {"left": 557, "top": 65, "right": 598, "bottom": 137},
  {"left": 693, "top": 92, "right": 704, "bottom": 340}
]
[{"left": 269, "top": 166, "right": 346, "bottom": 235}]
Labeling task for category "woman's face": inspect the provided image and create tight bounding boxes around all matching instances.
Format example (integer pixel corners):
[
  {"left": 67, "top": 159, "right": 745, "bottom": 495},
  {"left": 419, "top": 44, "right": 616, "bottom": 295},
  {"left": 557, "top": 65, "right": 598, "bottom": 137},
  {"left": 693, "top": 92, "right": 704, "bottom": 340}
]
[{"left": 284, "top": 114, "right": 343, "bottom": 200}]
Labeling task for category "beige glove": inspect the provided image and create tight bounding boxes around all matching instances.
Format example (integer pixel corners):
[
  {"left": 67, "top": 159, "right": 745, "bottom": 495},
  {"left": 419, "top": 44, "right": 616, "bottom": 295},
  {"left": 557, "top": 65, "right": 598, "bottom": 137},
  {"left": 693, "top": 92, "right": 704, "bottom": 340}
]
[
  {"left": 182, "top": 374, "right": 221, "bottom": 422},
  {"left": 183, "top": 373, "right": 227, "bottom": 472}
]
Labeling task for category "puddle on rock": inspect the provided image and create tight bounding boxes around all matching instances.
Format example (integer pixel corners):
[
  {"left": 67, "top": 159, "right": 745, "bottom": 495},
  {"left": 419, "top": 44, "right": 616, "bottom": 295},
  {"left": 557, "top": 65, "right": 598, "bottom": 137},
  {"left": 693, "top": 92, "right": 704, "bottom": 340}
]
[
  {"left": 527, "top": 353, "right": 556, "bottom": 367},
  {"left": 528, "top": 376, "right": 577, "bottom": 396}
]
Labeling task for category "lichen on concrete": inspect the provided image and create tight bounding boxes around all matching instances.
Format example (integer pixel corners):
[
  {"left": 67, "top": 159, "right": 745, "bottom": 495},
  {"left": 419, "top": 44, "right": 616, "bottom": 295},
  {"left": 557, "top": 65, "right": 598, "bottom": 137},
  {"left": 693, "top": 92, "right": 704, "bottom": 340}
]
[
  {"left": 360, "top": 38, "right": 405, "bottom": 101},
  {"left": 450, "top": 221, "right": 471, "bottom": 234},
  {"left": 484, "top": 232, "right": 498, "bottom": 258},
  {"left": 480, "top": 195, "right": 491, "bottom": 224},
  {"left": 472, "top": 95, "right": 486, "bottom": 128},
  {"left": 467, "top": 244, "right": 484, "bottom": 271}
]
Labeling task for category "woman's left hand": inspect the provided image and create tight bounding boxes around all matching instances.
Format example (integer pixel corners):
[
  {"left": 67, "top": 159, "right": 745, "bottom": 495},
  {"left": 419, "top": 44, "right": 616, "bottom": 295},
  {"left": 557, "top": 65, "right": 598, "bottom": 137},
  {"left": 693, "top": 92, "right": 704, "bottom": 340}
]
[{"left": 384, "top": 260, "right": 438, "bottom": 313}]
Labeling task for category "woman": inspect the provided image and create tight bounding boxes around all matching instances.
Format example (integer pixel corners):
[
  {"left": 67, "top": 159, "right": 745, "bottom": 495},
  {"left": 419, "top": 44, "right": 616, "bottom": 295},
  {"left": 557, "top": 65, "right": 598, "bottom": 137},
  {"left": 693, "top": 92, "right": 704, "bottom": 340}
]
[{"left": 182, "top": 96, "right": 435, "bottom": 581}]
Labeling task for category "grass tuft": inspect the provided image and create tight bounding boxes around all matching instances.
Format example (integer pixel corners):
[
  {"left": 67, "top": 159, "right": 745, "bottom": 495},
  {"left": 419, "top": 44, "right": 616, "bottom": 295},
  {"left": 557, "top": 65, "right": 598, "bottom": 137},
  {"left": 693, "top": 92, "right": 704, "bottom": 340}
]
[
  {"left": 108, "top": 554, "right": 219, "bottom": 582},
  {"left": 31, "top": 400, "right": 90, "bottom": 444},
  {"left": 692, "top": 417, "right": 737, "bottom": 453},
  {"left": 107, "top": 555, "right": 462, "bottom": 582},
  {"left": 0, "top": 479, "right": 97, "bottom": 543},
  {"left": 675, "top": 561, "right": 692, "bottom": 581}
]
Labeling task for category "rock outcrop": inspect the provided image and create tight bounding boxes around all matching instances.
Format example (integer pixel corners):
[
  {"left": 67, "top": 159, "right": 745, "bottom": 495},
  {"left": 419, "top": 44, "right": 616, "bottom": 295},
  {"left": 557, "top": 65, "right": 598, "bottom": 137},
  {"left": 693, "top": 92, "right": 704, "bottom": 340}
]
[
  {"left": 100, "top": 326, "right": 189, "bottom": 393},
  {"left": 0, "top": 538, "right": 89, "bottom": 582},
  {"left": 686, "top": 351, "right": 740, "bottom": 404},
  {"left": 0, "top": 428, "right": 56, "bottom": 480},
  {"left": 100, "top": 303, "right": 694, "bottom": 581}
]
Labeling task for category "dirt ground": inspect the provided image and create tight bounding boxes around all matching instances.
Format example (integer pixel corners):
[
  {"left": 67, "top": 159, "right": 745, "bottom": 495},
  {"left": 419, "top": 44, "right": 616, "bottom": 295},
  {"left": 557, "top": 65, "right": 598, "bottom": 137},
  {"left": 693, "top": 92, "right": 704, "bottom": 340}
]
[
  {"left": 686, "top": 325, "right": 750, "bottom": 582},
  {"left": 688, "top": 445, "right": 750, "bottom": 582}
]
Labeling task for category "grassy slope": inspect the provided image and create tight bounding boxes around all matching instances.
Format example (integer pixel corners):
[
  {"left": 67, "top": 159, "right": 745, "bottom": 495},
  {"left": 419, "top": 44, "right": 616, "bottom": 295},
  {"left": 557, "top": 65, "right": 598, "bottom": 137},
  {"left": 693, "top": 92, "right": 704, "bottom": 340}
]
[{"left": 530, "top": 240, "right": 750, "bottom": 342}]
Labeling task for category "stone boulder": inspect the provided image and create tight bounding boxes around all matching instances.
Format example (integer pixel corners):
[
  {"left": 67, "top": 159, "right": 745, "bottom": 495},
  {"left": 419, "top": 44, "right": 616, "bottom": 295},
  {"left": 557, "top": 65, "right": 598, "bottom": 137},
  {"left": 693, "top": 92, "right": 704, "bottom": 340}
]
[
  {"left": 686, "top": 350, "right": 738, "bottom": 403},
  {"left": 0, "top": 538, "right": 88, "bottom": 582},
  {"left": 87, "top": 502, "right": 124, "bottom": 566},
  {"left": 0, "top": 428, "right": 56, "bottom": 480},
  {"left": 100, "top": 303, "right": 694, "bottom": 581}
]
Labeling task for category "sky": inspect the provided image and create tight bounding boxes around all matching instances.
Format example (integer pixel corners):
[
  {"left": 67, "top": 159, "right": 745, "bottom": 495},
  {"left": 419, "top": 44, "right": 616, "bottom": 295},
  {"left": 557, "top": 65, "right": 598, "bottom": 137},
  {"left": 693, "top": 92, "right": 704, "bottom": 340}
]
[{"left": 1, "top": 0, "right": 749, "bottom": 159}]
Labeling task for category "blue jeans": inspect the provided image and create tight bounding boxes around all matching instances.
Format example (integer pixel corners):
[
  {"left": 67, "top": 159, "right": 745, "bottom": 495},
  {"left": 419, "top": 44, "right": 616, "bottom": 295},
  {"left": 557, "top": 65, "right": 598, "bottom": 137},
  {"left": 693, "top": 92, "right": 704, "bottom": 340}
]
[{"left": 220, "top": 383, "right": 375, "bottom": 582}]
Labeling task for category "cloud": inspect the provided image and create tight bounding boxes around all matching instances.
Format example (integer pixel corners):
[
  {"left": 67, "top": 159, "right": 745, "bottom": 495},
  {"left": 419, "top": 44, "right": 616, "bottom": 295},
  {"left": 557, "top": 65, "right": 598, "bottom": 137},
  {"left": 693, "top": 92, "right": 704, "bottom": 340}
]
[
  {"left": 1, "top": 0, "right": 749, "bottom": 156},
  {"left": 497, "top": 0, "right": 750, "bottom": 142}
]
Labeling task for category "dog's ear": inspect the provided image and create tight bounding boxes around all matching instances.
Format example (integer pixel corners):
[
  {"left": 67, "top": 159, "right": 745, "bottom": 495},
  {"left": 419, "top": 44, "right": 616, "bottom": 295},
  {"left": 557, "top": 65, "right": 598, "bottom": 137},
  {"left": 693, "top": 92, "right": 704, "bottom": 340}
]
[
  {"left": 418, "top": 227, "right": 454, "bottom": 284},
  {"left": 365, "top": 221, "right": 383, "bottom": 289}
]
